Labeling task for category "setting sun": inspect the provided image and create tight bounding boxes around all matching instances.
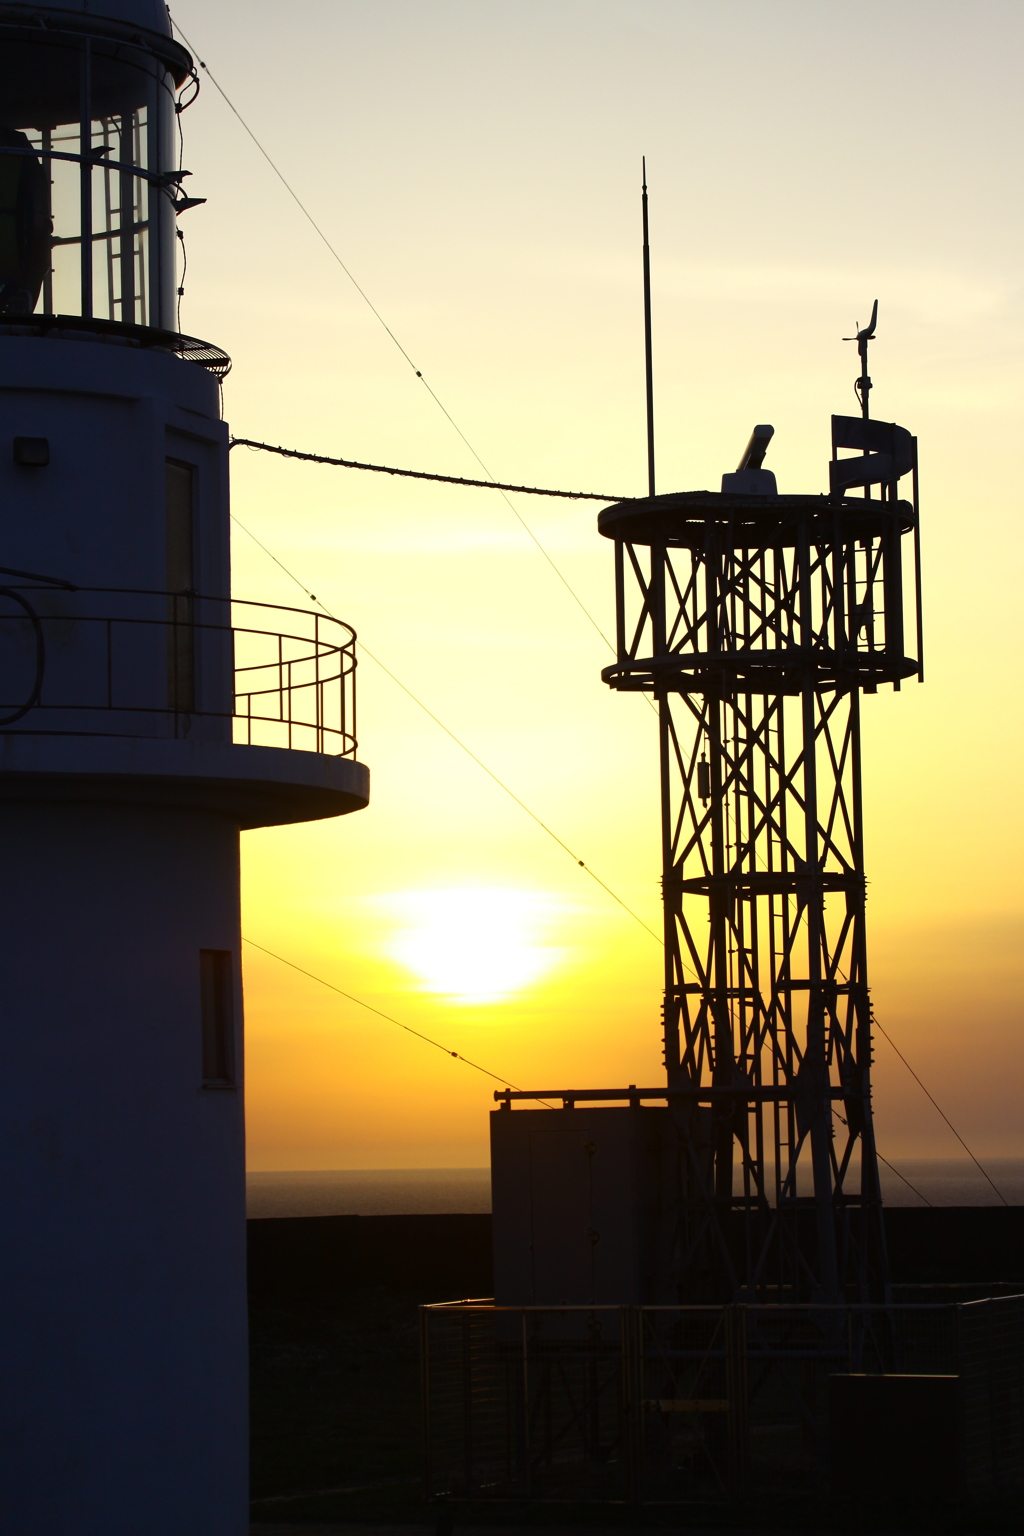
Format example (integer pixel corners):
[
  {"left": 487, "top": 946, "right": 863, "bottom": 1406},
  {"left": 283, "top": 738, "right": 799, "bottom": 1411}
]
[{"left": 383, "top": 888, "right": 564, "bottom": 1003}]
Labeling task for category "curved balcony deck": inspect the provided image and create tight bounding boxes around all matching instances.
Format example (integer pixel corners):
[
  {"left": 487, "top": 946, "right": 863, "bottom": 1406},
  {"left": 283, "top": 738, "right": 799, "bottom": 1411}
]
[{"left": 0, "top": 586, "right": 368, "bottom": 828}]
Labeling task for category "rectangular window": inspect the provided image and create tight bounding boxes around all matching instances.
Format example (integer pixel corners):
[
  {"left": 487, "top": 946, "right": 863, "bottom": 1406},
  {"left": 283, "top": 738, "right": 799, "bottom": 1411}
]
[
  {"left": 200, "top": 949, "right": 235, "bottom": 1088},
  {"left": 165, "top": 458, "right": 196, "bottom": 713}
]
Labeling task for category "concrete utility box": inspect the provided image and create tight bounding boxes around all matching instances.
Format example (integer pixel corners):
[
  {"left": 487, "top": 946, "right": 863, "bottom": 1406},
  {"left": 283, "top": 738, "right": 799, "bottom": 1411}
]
[{"left": 490, "top": 1106, "right": 677, "bottom": 1305}]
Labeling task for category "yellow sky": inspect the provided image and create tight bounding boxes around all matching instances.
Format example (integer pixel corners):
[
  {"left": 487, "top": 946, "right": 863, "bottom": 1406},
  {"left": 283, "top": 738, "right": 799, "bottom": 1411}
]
[{"left": 171, "top": 0, "right": 1023, "bottom": 1168}]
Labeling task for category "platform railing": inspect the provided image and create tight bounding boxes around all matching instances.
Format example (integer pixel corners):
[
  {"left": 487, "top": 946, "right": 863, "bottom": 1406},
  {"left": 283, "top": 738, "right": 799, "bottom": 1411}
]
[
  {"left": 421, "top": 1296, "right": 1024, "bottom": 1506},
  {"left": 0, "top": 586, "right": 357, "bottom": 758}
]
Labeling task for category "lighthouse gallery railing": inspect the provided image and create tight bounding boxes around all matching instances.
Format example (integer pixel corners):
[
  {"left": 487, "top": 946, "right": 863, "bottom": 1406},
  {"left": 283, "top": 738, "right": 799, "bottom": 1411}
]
[{"left": 0, "top": 587, "right": 357, "bottom": 758}]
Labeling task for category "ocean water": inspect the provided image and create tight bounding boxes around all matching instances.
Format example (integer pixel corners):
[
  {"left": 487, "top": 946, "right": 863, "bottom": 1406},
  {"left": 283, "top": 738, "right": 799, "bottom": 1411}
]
[
  {"left": 247, "top": 1167, "right": 492, "bottom": 1219},
  {"left": 246, "top": 1158, "right": 1023, "bottom": 1218},
  {"left": 877, "top": 1157, "right": 1024, "bottom": 1207}
]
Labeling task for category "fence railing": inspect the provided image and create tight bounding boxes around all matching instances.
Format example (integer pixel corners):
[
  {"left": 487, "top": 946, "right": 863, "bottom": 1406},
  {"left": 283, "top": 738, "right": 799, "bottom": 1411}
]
[
  {"left": 421, "top": 1297, "right": 1024, "bottom": 1506},
  {"left": 0, "top": 586, "right": 357, "bottom": 757}
]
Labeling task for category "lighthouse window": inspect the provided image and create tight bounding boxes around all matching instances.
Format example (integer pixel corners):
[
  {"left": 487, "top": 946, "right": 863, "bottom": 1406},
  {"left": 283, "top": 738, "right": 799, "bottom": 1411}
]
[
  {"left": 200, "top": 949, "right": 235, "bottom": 1088},
  {"left": 165, "top": 459, "right": 196, "bottom": 713}
]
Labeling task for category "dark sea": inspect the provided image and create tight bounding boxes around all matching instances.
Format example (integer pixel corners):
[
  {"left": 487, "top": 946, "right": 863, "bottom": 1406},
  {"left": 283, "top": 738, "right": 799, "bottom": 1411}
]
[{"left": 246, "top": 1159, "right": 1024, "bottom": 1218}]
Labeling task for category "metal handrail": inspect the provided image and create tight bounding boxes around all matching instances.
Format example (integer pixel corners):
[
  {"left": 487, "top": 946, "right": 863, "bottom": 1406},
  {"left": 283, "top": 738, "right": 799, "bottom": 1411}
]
[{"left": 0, "top": 586, "right": 357, "bottom": 758}]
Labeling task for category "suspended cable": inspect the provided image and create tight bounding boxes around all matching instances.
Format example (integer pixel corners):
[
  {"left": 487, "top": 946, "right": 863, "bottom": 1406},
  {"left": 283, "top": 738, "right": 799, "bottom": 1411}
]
[
  {"left": 230, "top": 436, "right": 659, "bottom": 724},
  {"left": 232, "top": 508, "right": 982, "bottom": 1188},
  {"left": 876, "top": 1151, "right": 932, "bottom": 1207},
  {"left": 830, "top": 1106, "right": 933, "bottom": 1207},
  {"left": 242, "top": 937, "right": 553, "bottom": 1105},
  {"left": 229, "top": 437, "right": 626, "bottom": 503},
  {"left": 172, "top": 21, "right": 977, "bottom": 1218},
  {"left": 253, "top": 929, "right": 945, "bottom": 1207},
  {"left": 168, "top": 17, "right": 422, "bottom": 380},
  {"left": 361, "top": 635, "right": 662, "bottom": 945},
  {"left": 234, "top": 543, "right": 971, "bottom": 1200},
  {"left": 229, "top": 512, "right": 662, "bottom": 950},
  {"left": 872, "top": 1014, "right": 1008, "bottom": 1206},
  {"left": 168, "top": 15, "right": 618, "bottom": 650}
]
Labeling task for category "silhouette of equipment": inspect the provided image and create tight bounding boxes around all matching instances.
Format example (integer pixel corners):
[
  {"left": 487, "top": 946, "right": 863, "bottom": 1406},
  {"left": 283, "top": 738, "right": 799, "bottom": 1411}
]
[{"left": 490, "top": 303, "right": 923, "bottom": 1309}]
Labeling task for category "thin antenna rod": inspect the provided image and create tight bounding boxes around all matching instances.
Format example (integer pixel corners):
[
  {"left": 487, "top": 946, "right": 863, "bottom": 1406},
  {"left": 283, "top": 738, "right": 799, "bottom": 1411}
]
[{"left": 641, "top": 158, "right": 656, "bottom": 497}]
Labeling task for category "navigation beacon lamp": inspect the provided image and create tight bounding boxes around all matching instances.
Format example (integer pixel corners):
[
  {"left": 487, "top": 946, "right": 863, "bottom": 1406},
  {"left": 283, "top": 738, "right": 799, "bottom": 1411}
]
[{"left": 0, "top": 5, "right": 368, "bottom": 1532}]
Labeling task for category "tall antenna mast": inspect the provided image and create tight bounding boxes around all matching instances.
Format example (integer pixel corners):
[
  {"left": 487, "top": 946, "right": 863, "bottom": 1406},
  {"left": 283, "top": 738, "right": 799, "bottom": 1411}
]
[
  {"left": 641, "top": 158, "right": 656, "bottom": 496},
  {"left": 845, "top": 298, "right": 878, "bottom": 420}
]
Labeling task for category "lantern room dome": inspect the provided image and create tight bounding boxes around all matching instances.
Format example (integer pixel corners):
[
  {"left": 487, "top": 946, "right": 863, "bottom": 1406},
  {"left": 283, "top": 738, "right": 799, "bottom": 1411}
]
[
  {"left": 0, "top": 0, "right": 191, "bottom": 133},
  {"left": 0, "top": 1, "right": 172, "bottom": 35}
]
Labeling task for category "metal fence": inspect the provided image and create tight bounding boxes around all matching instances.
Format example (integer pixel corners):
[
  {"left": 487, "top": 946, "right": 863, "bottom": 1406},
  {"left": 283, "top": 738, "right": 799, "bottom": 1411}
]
[
  {"left": 421, "top": 1297, "right": 1024, "bottom": 1504},
  {"left": 960, "top": 1292, "right": 1024, "bottom": 1495},
  {"left": 0, "top": 586, "right": 357, "bottom": 756}
]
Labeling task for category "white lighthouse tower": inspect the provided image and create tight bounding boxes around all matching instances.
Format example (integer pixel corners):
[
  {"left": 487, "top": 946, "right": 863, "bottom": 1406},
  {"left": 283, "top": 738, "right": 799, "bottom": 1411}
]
[{"left": 0, "top": 5, "right": 368, "bottom": 1531}]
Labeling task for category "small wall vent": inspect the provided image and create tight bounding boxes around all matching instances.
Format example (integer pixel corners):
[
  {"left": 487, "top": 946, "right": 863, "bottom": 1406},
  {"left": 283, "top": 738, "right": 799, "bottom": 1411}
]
[{"left": 13, "top": 437, "right": 49, "bottom": 467}]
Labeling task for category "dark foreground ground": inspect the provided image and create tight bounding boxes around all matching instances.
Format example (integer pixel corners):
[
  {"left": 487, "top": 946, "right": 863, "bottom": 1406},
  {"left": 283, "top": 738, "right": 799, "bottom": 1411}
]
[
  {"left": 248, "top": 1210, "right": 1024, "bottom": 1532},
  {"left": 249, "top": 1215, "right": 487, "bottom": 1528}
]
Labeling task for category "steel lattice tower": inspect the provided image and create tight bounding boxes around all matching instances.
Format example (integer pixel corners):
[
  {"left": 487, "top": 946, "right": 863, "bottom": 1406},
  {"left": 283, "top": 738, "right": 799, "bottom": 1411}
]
[{"left": 598, "top": 352, "right": 921, "bottom": 1301}]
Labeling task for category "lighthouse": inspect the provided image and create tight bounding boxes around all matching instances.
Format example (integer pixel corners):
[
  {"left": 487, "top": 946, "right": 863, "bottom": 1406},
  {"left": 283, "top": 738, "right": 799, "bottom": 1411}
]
[{"left": 0, "top": 4, "right": 369, "bottom": 1532}]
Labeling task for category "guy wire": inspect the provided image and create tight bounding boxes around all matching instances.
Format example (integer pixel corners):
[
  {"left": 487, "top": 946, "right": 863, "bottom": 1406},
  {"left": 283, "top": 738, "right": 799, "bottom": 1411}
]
[
  {"left": 230, "top": 437, "right": 627, "bottom": 503},
  {"left": 168, "top": 14, "right": 617, "bottom": 651},
  {"left": 229, "top": 511, "right": 663, "bottom": 950},
  {"left": 242, "top": 938, "right": 554, "bottom": 1106}
]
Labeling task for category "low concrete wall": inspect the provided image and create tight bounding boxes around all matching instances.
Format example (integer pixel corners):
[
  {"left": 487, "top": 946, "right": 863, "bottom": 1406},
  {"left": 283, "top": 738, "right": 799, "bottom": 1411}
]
[
  {"left": 886, "top": 1205, "right": 1024, "bottom": 1284},
  {"left": 247, "top": 1213, "right": 494, "bottom": 1304},
  {"left": 246, "top": 1207, "right": 1024, "bottom": 1305}
]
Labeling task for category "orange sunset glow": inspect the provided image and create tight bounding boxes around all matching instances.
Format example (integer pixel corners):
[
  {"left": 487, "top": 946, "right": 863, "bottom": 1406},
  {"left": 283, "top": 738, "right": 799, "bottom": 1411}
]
[{"left": 169, "top": 0, "right": 1022, "bottom": 1172}]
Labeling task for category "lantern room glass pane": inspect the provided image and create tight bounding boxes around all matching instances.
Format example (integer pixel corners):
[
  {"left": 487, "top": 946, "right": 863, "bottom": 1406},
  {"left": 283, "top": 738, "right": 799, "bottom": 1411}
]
[{"left": 0, "top": 27, "right": 185, "bottom": 330}]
